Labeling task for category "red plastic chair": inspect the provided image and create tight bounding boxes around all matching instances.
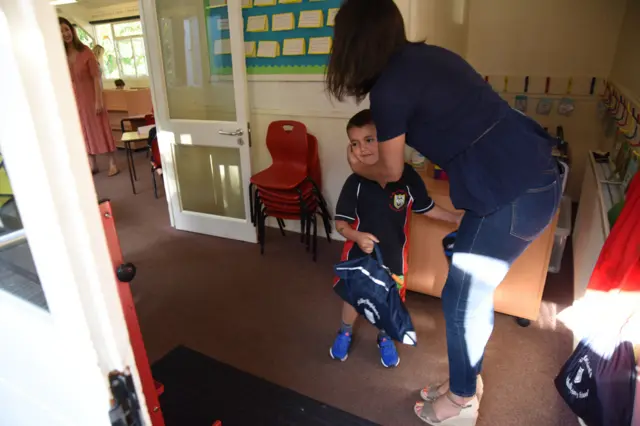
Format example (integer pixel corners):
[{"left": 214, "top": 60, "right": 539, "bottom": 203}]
[{"left": 250, "top": 121, "right": 309, "bottom": 190}]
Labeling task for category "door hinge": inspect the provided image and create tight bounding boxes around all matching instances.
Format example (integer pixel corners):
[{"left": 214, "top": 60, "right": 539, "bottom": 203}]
[{"left": 109, "top": 369, "right": 143, "bottom": 426}]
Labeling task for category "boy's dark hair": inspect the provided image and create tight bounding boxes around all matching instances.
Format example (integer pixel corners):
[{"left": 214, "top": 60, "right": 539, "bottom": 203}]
[
  {"left": 347, "top": 109, "right": 373, "bottom": 131},
  {"left": 326, "top": 0, "right": 408, "bottom": 102},
  {"left": 115, "top": 79, "right": 125, "bottom": 87}
]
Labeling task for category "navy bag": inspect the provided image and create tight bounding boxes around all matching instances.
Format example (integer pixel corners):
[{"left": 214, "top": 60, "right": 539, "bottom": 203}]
[
  {"left": 333, "top": 244, "right": 417, "bottom": 346},
  {"left": 554, "top": 332, "right": 636, "bottom": 426}
]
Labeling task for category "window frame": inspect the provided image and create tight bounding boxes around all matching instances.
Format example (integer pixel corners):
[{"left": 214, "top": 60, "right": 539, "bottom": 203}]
[{"left": 94, "top": 19, "right": 148, "bottom": 80}]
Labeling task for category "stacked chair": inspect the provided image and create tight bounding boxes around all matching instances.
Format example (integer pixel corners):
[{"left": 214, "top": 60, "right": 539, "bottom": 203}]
[{"left": 250, "top": 121, "right": 332, "bottom": 261}]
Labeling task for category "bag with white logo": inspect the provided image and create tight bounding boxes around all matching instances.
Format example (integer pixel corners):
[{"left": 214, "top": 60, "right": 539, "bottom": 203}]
[
  {"left": 554, "top": 328, "right": 636, "bottom": 426},
  {"left": 333, "top": 244, "right": 417, "bottom": 346}
]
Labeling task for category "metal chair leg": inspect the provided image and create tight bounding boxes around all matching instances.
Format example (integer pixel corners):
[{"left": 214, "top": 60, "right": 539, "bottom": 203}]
[{"left": 152, "top": 169, "right": 158, "bottom": 199}]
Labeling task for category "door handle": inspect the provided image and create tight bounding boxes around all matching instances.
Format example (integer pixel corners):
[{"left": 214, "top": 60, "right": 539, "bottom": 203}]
[{"left": 218, "top": 129, "right": 244, "bottom": 136}]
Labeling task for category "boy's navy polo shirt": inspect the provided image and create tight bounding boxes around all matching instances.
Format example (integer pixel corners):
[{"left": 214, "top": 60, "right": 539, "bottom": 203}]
[
  {"left": 335, "top": 164, "right": 434, "bottom": 277},
  {"left": 370, "top": 43, "right": 555, "bottom": 216}
]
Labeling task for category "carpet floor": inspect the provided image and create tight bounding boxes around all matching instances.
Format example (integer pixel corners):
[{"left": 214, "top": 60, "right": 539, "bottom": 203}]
[{"left": 93, "top": 151, "right": 579, "bottom": 426}]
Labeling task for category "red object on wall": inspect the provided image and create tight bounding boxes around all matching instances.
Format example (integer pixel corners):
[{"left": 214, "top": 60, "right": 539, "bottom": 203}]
[
  {"left": 587, "top": 173, "right": 640, "bottom": 293},
  {"left": 100, "top": 200, "right": 166, "bottom": 426}
]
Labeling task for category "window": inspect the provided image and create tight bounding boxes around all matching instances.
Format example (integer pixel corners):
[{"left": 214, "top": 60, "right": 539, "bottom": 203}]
[
  {"left": 94, "top": 20, "right": 148, "bottom": 80},
  {"left": 74, "top": 25, "right": 94, "bottom": 49}
]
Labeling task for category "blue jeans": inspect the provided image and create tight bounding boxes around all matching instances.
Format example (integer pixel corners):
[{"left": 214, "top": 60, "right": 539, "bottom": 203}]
[{"left": 442, "top": 163, "right": 561, "bottom": 397}]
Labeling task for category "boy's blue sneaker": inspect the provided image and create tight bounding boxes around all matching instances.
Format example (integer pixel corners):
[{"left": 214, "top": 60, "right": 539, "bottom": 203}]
[
  {"left": 378, "top": 336, "right": 400, "bottom": 368},
  {"left": 329, "top": 330, "right": 352, "bottom": 361}
]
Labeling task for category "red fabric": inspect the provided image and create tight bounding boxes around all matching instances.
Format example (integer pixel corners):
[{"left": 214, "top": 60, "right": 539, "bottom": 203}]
[{"left": 587, "top": 173, "right": 640, "bottom": 292}]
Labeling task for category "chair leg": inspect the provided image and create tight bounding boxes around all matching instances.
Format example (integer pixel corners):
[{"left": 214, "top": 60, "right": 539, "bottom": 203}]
[
  {"left": 312, "top": 213, "right": 318, "bottom": 262},
  {"left": 305, "top": 211, "right": 311, "bottom": 252},
  {"left": 249, "top": 183, "right": 255, "bottom": 225},
  {"left": 277, "top": 218, "right": 286, "bottom": 236},
  {"left": 259, "top": 208, "right": 266, "bottom": 255},
  {"left": 152, "top": 169, "right": 158, "bottom": 199}
]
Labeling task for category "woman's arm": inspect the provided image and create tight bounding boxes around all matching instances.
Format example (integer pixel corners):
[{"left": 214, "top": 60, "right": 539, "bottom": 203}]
[
  {"left": 93, "top": 74, "right": 104, "bottom": 114},
  {"left": 423, "top": 205, "right": 463, "bottom": 225},
  {"left": 349, "top": 134, "right": 406, "bottom": 184}
]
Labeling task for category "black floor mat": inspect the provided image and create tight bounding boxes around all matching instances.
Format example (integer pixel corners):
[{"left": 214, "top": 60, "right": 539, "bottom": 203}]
[{"left": 151, "top": 346, "right": 379, "bottom": 426}]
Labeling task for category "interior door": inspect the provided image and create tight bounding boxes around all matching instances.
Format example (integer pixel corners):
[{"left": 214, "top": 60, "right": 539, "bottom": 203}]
[
  {"left": 141, "top": 0, "right": 256, "bottom": 243},
  {"left": 0, "top": 2, "right": 149, "bottom": 425}
]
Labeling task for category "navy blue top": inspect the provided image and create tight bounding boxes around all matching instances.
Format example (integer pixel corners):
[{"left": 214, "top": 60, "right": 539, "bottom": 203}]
[{"left": 370, "top": 43, "right": 555, "bottom": 216}]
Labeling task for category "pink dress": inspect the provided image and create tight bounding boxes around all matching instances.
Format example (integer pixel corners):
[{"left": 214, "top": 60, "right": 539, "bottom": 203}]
[{"left": 68, "top": 48, "right": 116, "bottom": 155}]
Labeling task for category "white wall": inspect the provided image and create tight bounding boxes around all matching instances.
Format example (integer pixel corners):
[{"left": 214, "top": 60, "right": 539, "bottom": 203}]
[
  {"left": 610, "top": 0, "right": 640, "bottom": 101},
  {"left": 465, "top": 0, "right": 627, "bottom": 77}
]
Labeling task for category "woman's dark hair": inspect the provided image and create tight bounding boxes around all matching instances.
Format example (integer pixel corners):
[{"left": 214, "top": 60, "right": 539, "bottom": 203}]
[
  {"left": 58, "top": 17, "right": 85, "bottom": 52},
  {"left": 115, "top": 79, "right": 126, "bottom": 88},
  {"left": 347, "top": 109, "right": 373, "bottom": 130},
  {"left": 326, "top": 0, "right": 408, "bottom": 102}
]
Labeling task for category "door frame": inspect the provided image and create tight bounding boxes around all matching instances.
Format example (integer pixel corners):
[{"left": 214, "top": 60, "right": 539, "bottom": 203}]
[
  {"left": 140, "top": 0, "right": 256, "bottom": 243},
  {"left": 0, "top": 1, "right": 149, "bottom": 424}
]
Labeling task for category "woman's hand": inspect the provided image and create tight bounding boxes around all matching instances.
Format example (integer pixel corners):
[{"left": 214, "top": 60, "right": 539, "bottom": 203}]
[
  {"left": 354, "top": 231, "right": 379, "bottom": 254},
  {"left": 95, "top": 99, "right": 104, "bottom": 115}
]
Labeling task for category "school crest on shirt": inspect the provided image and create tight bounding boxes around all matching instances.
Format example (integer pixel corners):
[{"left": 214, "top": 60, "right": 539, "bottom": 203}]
[{"left": 391, "top": 191, "right": 407, "bottom": 211}]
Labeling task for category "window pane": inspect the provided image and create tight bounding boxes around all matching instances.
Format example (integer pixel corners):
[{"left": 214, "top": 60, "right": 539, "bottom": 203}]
[
  {"left": 75, "top": 25, "right": 94, "bottom": 49},
  {"left": 132, "top": 38, "right": 148, "bottom": 76},
  {"left": 116, "top": 40, "right": 136, "bottom": 77},
  {"left": 113, "top": 21, "right": 143, "bottom": 37},
  {"left": 95, "top": 24, "right": 120, "bottom": 79},
  {"left": 0, "top": 157, "right": 47, "bottom": 311}
]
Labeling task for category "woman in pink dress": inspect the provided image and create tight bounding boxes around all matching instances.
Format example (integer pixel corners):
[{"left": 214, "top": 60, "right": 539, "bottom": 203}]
[{"left": 59, "top": 17, "right": 118, "bottom": 176}]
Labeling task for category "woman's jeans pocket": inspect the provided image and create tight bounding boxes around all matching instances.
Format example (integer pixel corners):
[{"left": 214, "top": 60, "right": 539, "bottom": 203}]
[{"left": 510, "top": 179, "right": 560, "bottom": 241}]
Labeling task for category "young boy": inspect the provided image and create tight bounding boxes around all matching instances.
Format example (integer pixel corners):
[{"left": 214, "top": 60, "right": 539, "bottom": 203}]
[{"left": 331, "top": 109, "right": 461, "bottom": 367}]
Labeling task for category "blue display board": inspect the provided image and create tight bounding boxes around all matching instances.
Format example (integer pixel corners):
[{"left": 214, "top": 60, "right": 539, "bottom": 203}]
[{"left": 205, "top": 0, "right": 341, "bottom": 76}]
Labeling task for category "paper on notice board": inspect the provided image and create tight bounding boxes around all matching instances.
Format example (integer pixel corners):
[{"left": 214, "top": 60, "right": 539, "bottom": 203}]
[
  {"left": 257, "top": 41, "right": 280, "bottom": 58},
  {"left": 217, "top": 18, "right": 229, "bottom": 31},
  {"left": 214, "top": 39, "right": 232, "bottom": 55},
  {"left": 308, "top": 36, "right": 331, "bottom": 54},
  {"left": 245, "top": 41, "right": 257, "bottom": 57},
  {"left": 247, "top": 15, "right": 269, "bottom": 32},
  {"left": 327, "top": 8, "right": 338, "bottom": 26},
  {"left": 283, "top": 38, "right": 305, "bottom": 56},
  {"left": 279, "top": 0, "right": 302, "bottom": 3},
  {"left": 254, "top": 0, "right": 276, "bottom": 5},
  {"left": 242, "top": 0, "right": 253, "bottom": 7},
  {"left": 298, "top": 10, "right": 323, "bottom": 28},
  {"left": 272, "top": 13, "right": 295, "bottom": 31},
  {"left": 209, "top": 0, "right": 226, "bottom": 7}
]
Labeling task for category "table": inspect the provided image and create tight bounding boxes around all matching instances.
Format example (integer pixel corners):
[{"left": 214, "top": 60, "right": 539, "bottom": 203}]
[
  {"left": 120, "top": 131, "right": 149, "bottom": 195},
  {"left": 406, "top": 163, "right": 558, "bottom": 324}
]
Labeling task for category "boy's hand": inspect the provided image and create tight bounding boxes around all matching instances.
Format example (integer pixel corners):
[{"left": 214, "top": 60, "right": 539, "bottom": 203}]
[{"left": 355, "top": 232, "right": 379, "bottom": 254}]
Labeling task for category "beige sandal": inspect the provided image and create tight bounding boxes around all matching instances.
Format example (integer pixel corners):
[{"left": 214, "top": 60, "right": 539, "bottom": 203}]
[
  {"left": 420, "top": 376, "right": 484, "bottom": 403},
  {"left": 414, "top": 394, "right": 479, "bottom": 425},
  {"left": 108, "top": 165, "right": 119, "bottom": 177}
]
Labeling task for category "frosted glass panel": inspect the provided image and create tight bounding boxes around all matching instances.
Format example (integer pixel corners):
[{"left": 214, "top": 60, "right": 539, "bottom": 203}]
[
  {"left": 174, "top": 145, "right": 245, "bottom": 219},
  {"left": 156, "top": 0, "right": 236, "bottom": 121}
]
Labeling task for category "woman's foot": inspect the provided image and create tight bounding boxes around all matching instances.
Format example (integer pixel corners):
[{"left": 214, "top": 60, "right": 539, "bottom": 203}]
[
  {"left": 108, "top": 164, "right": 119, "bottom": 177},
  {"left": 420, "top": 376, "right": 483, "bottom": 402},
  {"left": 414, "top": 392, "right": 478, "bottom": 425}
]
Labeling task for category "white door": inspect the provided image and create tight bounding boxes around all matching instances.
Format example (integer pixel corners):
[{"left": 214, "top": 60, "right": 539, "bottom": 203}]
[
  {"left": 141, "top": 0, "right": 256, "bottom": 243},
  {"left": 0, "top": 2, "right": 149, "bottom": 425}
]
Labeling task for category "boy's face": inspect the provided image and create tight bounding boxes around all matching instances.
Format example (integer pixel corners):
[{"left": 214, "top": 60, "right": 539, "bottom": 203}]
[{"left": 348, "top": 124, "right": 379, "bottom": 165}]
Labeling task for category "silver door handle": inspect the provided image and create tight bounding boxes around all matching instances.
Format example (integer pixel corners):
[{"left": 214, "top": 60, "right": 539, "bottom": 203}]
[{"left": 218, "top": 129, "right": 244, "bottom": 136}]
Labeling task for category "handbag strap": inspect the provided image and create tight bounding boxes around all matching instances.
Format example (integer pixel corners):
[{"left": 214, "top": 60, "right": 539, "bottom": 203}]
[{"left": 373, "top": 243, "right": 386, "bottom": 268}]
